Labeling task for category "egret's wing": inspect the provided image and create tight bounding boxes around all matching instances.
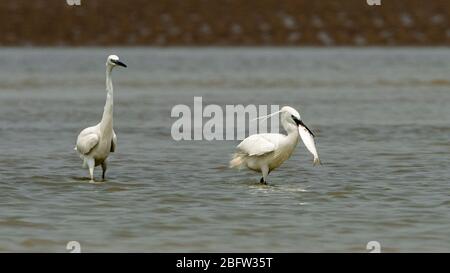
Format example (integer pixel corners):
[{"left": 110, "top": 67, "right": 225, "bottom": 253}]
[
  {"left": 110, "top": 130, "right": 117, "bottom": 152},
  {"left": 76, "top": 132, "right": 99, "bottom": 155},
  {"left": 237, "top": 134, "right": 277, "bottom": 156}
]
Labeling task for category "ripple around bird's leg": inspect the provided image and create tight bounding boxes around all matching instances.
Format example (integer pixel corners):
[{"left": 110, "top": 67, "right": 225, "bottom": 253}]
[
  {"left": 70, "top": 176, "right": 106, "bottom": 185},
  {"left": 234, "top": 180, "right": 270, "bottom": 190},
  {"left": 88, "top": 180, "right": 106, "bottom": 185},
  {"left": 249, "top": 182, "right": 272, "bottom": 189},
  {"left": 247, "top": 182, "right": 310, "bottom": 195}
]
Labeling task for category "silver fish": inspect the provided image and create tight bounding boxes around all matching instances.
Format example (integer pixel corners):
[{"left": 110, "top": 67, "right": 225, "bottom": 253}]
[{"left": 299, "top": 125, "right": 321, "bottom": 166}]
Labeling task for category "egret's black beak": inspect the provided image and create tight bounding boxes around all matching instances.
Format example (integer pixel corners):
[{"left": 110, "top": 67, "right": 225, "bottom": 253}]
[
  {"left": 294, "top": 118, "right": 315, "bottom": 137},
  {"left": 113, "top": 60, "right": 127, "bottom": 68}
]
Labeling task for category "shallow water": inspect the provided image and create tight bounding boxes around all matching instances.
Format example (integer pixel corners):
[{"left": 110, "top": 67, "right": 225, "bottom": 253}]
[{"left": 0, "top": 48, "right": 449, "bottom": 252}]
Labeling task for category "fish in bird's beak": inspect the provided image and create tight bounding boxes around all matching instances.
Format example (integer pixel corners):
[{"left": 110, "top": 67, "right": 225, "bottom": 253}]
[
  {"left": 113, "top": 60, "right": 127, "bottom": 68},
  {"left": 295, "top": 118, "right": 321, "bottom": 166}
]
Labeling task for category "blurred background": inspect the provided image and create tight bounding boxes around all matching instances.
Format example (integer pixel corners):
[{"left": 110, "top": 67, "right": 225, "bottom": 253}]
[{"left": 1, "top": 0, "right": 449, "bottom": 46}]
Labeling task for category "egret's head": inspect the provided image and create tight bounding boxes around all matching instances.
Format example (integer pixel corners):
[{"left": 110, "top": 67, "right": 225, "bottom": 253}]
[
  {"left": 280, "top": 106, "right": 300, "bottom": 125},
  {"left": 281, "top": 106, "right": 314, "bottom": 136},
  {"left": 106, "top": 55, "right": 127, "bottom": 68}
]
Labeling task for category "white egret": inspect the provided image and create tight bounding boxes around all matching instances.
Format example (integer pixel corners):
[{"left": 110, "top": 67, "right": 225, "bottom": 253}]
[
  {"left": 230, "top": 106, "right": 320, "bottom": 184},
  {"left": 74, "top": 55, "right": 127, "bottom": 182}
]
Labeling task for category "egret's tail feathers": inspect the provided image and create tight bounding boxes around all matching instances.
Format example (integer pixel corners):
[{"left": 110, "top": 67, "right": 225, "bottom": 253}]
[
  {"left": 313, "top": 157, "right": 321, "bottom": 166},
  {"left": 229, "top": 153, "right": 246, "bottom": 169}
]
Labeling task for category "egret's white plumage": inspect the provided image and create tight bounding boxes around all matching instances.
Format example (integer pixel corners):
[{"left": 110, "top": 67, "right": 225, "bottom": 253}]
[
  {"left": 75, "top": 55, "right": 126, "bottom": 182},
  {"left": 230, "top": 106, "right": 320, "bottom": 184}
]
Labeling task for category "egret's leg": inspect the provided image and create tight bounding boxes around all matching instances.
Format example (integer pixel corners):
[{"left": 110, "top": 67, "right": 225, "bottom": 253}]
[
  {"left": 260, "top": 165, "right": 269, "bottom": 184},
  {"left": 101, "top": 161, "right": 107, "bottom": 181},
  {"left": 87, "top": 158, "right": 95, "bottom": 182}
]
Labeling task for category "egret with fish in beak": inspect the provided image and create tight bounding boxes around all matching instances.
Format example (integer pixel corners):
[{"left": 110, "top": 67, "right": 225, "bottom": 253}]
[{"left": 230, "top": 106, "right": 320, "bottom": 184}]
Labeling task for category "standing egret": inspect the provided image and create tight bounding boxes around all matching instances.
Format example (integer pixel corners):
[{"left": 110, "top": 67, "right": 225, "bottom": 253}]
[
  {"left": 230, "top": 106, "right": 320, "bottom": 184},
  {"left": 75, "top": 55, "right": 127, "bottom": 182}
]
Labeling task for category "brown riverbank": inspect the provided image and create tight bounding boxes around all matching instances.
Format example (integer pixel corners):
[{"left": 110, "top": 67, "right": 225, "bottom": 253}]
[{"left": 1, "top": 0, "right": 449, "bottom": 46}]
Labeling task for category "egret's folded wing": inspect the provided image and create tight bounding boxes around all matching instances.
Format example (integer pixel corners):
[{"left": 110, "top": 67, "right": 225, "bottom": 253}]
[
  {"left": 76, "top": 133, "right": 99, "bottom": 155},
  {"left": 237, "top": 135, "right": 276, "bottom": 156},
  {"left": 110, "top": 130, "right": 117, "bottom": 152}
]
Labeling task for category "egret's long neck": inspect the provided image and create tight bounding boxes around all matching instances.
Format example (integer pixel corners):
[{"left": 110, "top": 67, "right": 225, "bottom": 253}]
[
  {"left": 100, "top": 65, "right": 114, "bottom": 130},
  {"left": 282, "top": 118, "right": 300, "bottom": 144}
]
